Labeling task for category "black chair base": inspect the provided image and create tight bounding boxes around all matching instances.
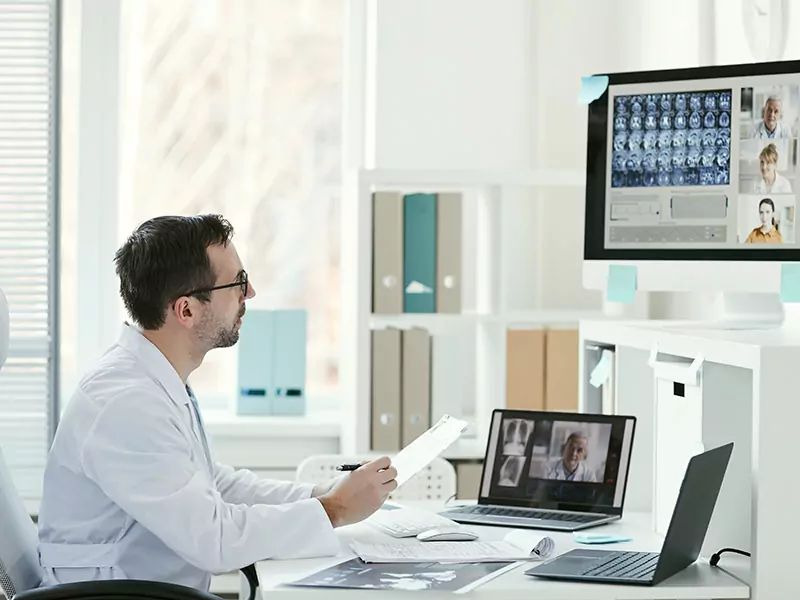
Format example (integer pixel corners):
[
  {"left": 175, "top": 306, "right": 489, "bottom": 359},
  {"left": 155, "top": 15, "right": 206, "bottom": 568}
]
[
  {"left": 14, "top": 579, "right": 221, "bottom": 600},
  {"left": 13, "top": 566, "right": 259, "bottom": 600}
]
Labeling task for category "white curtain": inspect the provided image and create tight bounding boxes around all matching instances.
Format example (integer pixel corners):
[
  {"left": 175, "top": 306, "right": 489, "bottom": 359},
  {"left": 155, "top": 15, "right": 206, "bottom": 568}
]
[{"left": 0, "top": 0, "right": 59, "bottom": 508}]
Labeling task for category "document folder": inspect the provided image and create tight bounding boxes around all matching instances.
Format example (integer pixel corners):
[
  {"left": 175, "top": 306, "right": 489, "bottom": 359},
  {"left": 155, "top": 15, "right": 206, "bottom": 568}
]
[
  {"left": 372, "top": 191, "right": 404, "bottom": 314},
  {"left": 237, "top": 310, "right": 274, "bottom": 415},
  {"left": 401, "top": 327, "right": 432, "bottom": 445},
  {"left": 371, "top": 327, "right": 402, "bottom": 451},
  {"left": 272, "top": 309, "right": 307, "bottom": 416},
  {"left": 436, "top": 192, "right": 462, "bottom": 313},
  {"left": 403, "top": 193, "right": 437, "bottom": 313}
]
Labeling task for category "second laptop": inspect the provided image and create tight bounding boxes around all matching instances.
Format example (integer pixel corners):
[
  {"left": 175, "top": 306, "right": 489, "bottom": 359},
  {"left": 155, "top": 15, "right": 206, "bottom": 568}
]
[{"left": 439, "top": 409, "right": 637, "bottom": 532}]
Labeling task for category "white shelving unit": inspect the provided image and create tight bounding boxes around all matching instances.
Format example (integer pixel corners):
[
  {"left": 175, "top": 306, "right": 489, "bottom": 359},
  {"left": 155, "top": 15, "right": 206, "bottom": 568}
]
[
  {"left": 578, "top": 318, "right": 800, "bottom": 599},
  {"left": 339, "top": 167, "right": 607, "bottom": 459}
]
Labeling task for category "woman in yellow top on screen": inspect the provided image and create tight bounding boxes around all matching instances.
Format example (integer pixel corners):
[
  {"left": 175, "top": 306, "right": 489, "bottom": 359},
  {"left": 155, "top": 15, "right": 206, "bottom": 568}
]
[
  {"left": 745, "top": 198, "right": 783, "bottom": 244},
  {"left": 753, "top": 143, "right": 792, "bottom": 194}
]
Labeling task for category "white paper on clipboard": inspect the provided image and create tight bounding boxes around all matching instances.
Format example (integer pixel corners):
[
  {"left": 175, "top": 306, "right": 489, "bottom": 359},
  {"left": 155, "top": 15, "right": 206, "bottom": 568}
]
[{"left": 391, "top": 414, "right": 469, "bottom": 486}]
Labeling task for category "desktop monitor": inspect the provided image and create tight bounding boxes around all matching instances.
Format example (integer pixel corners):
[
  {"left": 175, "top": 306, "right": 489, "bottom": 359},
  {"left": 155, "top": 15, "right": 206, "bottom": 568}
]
[{"left": 582, "top": 59, "right": 800, "bottom": 326}]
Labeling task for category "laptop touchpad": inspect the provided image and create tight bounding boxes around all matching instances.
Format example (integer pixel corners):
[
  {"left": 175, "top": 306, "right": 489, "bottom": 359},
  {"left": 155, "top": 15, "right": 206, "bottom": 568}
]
[
  {"left": 564, "top": 550, "right": 610, "bottom": 560},
  {"left": 527, "top": 555, "right": 595, "bottom": 576}
]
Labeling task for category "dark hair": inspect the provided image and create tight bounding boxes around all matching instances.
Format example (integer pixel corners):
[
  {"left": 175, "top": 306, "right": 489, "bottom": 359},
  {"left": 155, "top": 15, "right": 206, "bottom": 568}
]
[
  {"left": 759, "top": 198, "right": 779, "bottom": 230},
  {"left": 114, "top": 214, "right": 234, "bottom": 330}
]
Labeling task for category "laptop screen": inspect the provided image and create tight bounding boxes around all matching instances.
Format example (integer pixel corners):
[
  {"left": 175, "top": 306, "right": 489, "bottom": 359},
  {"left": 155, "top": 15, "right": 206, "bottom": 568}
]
[{"left": 478, "top": 410, "right": 636, "bottom": 515}]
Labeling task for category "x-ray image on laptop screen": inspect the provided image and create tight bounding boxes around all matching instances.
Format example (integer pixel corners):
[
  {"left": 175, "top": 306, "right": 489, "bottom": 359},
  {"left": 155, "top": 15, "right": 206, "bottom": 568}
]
[{"left": 480, "top": 410, "right": 637, "bottom": 514}]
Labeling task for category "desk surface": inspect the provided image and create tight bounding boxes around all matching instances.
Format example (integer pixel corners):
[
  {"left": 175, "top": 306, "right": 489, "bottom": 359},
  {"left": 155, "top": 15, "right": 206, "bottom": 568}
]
[{"left": 255, "top": 510, "right": 749, "bottom": 600}]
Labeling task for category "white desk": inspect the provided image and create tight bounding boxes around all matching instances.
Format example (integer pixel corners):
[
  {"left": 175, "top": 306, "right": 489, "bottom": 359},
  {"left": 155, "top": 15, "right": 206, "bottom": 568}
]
[{"left": 252, "top": 510, "right": 748, "bottom": 599}]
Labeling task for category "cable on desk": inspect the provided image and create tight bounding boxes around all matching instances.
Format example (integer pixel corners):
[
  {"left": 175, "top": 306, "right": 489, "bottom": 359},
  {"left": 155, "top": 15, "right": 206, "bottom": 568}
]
[{"left": 710, "top": 547, "right": 751, "bottom": 566}]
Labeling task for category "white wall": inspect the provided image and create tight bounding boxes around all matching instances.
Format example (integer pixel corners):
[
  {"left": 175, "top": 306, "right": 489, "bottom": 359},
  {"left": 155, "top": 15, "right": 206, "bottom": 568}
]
[
  {"left": 361, "top": 0, "right": 588, "bottom": 312},
  {"left": 355, "top": 0, "right": 717, "bottom": 318},
  {"left": 367, "top": 0, "right": 535, "bottom": 170},
  {"left": 533, "top": 0, "right": 713, "bottom": 317}
]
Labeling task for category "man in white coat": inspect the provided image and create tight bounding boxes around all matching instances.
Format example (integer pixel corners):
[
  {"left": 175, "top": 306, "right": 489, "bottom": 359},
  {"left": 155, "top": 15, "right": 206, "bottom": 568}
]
[
  {"left": 545, "top": 431, "right": 596, "bottom": 483},
  {"left": 37, "top": 215, "right": 397, "bottom": 591}
]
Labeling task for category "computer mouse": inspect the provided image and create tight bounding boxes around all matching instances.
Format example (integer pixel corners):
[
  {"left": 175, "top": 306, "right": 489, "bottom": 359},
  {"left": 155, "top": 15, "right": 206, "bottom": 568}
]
[{"left": 416, "top": 527, "right": 479, "bottom": 542}]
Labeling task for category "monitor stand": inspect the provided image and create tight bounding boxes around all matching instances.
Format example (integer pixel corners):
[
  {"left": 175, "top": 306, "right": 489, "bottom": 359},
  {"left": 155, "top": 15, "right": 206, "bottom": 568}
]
[
  {"left": 662, "top": 292, "right": 785, "bottom": 330},
  {"left": 711, "top": 292, "right": 784, "bottom": 330}
]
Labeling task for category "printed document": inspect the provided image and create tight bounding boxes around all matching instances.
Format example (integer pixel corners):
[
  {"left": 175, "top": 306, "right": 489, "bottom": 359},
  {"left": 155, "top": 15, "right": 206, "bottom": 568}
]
[
  {"left": 392, "top": 414, "right": 469, "bottom": 486},
  {"left": 351, "top": 530, "right": 555, "bottom": 564}
]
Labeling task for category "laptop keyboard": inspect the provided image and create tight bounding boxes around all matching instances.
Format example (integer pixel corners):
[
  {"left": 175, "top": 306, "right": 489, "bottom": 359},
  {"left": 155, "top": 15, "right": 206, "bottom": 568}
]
[
  {"left": 451, "top": 505, "right": 604, "bottom": 524},
  {"left": 583, "top": 551, "right": 659, "bottom": 580}
]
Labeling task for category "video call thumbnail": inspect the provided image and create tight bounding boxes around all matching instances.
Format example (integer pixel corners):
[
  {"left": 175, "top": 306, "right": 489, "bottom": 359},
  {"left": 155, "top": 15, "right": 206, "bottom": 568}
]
[
  {"left": 738, "top": 85, "right": 800, "bottom": 245},
  {"left": 611, "top": 90, "right": 732, "bottom": 188},
  {"left": 495, "top": 418, "right": 612, "bottom": 487}
]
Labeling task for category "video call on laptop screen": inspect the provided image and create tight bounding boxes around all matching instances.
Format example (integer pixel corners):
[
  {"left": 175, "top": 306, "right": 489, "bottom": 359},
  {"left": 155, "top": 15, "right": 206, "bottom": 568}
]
[{"left": 479, "top": 410, "right": 636, "bottom": 514}]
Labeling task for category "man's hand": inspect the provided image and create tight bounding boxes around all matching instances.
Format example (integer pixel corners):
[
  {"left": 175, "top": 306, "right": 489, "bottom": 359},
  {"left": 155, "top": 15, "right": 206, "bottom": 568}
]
[
  {"left": 311, "top": 460, "right": 368, "bottom": 498},
  {"left": 318, "top": 456, "right": 398, "bottom": 528}
]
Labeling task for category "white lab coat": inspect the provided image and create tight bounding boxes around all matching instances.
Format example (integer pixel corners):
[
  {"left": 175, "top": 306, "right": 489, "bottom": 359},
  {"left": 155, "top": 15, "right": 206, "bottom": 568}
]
[
  {"left": 37, "top": 324, "right": 340, "bottom": 591},
  {"left": 545, "top": 459, "right": 596, "bottom": 483},
  {"left": 753, "top": 172, "right": 793, "bottom": 194},
  {"left": 750, "top": 120, "right": 792, "bottom": 139}
]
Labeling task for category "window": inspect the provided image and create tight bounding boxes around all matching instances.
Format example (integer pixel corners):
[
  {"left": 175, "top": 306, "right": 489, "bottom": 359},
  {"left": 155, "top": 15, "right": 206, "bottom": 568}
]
[
  {"left": 0, "top": 0, "right": 59, "bottom": 503},
  {"left": 116, "top": 0, "right": 344, "bottom": 409}
]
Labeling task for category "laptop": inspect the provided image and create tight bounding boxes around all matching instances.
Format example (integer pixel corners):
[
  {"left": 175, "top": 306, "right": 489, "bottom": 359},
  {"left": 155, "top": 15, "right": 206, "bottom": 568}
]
[
  {"left": 439, "top": 409, "right": 637, "bottom": 532},
  {"left": 525, "top": 442, "right": 734, "bottom": 585}
]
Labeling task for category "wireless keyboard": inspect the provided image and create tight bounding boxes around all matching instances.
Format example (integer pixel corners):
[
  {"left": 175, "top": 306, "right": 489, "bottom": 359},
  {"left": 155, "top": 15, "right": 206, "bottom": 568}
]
[{"left": 368, "top": 507, "right": 461, "bottom": 538}]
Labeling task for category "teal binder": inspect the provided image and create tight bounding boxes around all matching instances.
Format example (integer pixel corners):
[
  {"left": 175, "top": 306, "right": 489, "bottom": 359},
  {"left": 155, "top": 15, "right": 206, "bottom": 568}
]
[
  {"left": 236, "top": 309, "right": 274, "bottom": 415},
  {"left": 403, "top": 193, "right": 437, "bottom": 313},
  {"left": 271, "top": 309, "right": 307, "bottom": 416}
]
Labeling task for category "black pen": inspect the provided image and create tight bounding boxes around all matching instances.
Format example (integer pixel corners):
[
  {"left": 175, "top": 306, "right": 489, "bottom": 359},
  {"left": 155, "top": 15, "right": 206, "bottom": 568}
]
[{"left": 335, "top": 463, "right": 361, "bottom": 472}]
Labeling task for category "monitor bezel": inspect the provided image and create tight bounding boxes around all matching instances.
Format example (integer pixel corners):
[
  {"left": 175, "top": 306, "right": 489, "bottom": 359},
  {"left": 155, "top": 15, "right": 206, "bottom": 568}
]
[
  {"left": 584, "top": 58, "right": 800, "bottom": 262},
  {"left": 478, "top": 409, "right": 637, "bottom": 517}
]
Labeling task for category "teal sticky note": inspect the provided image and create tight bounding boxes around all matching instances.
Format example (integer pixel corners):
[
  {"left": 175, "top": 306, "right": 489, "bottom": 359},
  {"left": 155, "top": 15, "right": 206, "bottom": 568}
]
[
  {"left": 781, "top": 263, "right": 800, "bottom": 302},
  {"left": 606, "top": 264, "right": 637, "bottom": 303},
  {"left": 578, "top": 75, "right": 609, "bottom": 104}
]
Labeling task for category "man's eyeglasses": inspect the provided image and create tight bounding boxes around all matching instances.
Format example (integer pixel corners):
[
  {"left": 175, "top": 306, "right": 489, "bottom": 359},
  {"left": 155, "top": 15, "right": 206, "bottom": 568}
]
[{"left": 185, "top": 271, "right": 248, "bottom": 298}]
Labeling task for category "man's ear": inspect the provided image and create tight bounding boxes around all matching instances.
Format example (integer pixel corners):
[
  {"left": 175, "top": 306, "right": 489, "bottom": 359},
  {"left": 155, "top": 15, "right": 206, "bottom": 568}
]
[{"left": 171, "top": 297, "right": 196, "bottom": 328}]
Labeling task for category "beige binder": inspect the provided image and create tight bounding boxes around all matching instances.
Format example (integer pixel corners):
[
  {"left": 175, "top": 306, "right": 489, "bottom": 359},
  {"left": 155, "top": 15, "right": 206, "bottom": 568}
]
[
  {"left": 505, "top": 329, "right": 545, "bottom": 410},
  {"left": 436, "top": 192, "right": 462, "bottom": 313},
  {"left": 371, "top": 328, "right": 402, "bottom": 451},
  {"left": 545, "top": 328, "right": 579, "bottom": 412},
  {"left": 372, "top": 191, "right": 404, "bottom": 314},
  {"left": 401, "top": 327, "right": 432, "bottom": 445},
  {"left": 456, "top": 461, "right": 484, "bottom": 499}
]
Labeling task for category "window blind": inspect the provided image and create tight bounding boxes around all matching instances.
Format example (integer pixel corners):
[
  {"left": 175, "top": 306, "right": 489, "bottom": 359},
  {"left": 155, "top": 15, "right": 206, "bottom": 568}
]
[{"left": 0, "top": 0, "right": 59, "bottom": 507}]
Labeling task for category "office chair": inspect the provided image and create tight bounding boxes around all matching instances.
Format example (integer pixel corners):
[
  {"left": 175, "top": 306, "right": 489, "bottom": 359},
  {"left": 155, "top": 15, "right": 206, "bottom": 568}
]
[
  {"left": 0, "top": 287, "right": 259, "bottom": 600},
  {"left": 296, "top": 454, "right": 457, "bottom": 502}
]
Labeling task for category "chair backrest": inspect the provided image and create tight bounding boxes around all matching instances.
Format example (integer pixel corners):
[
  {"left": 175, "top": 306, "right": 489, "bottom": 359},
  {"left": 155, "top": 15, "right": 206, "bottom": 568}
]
[
  {"left": 0, "top": 287, "right": 43, "bottom": 598},
  {"left": 0, "top": 446, "right": 42, "bottom": 598},
  {"left": 296, "top": 454, "right": 457, "bottom": 502}
]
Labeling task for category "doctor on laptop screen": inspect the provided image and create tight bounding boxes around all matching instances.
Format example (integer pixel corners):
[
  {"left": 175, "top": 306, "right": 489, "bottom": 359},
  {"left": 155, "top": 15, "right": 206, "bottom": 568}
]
[
  {"left": 482, "top": 412, "right": 634, "bottom": 510},
  {"left": 438, "top": 410, "right": 636, "bottom": 531},
  {"left": 546, "top": 431, "right": 597, "bottom": 482}
]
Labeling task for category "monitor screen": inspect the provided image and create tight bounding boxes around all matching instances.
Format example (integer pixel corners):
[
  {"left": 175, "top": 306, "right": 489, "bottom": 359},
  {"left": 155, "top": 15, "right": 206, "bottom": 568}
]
[
  {"left": 585, "top": 59, "right": 800, "bottom": 261},
  {"left": 478, "top": 410, "right": 636, "bottom": 515}
]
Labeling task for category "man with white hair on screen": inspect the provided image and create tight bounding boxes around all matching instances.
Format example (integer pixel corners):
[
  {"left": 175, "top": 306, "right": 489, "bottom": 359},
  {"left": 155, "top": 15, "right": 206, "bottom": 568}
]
[
  {"left": 546, "top": 431, "right": 596, "bottom": 482},
  {"left": 750, "top": 94, "right": 792, "bottom": 139}
]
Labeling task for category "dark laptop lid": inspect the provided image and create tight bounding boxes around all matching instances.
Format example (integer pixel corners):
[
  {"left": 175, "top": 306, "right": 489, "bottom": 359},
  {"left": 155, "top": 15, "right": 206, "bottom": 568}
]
[
  {"left": 652, "top": 442, "right": 734, "bottom": 584},
  {"left": 477, "top": 410, "right": 637, "bottom": 516}
]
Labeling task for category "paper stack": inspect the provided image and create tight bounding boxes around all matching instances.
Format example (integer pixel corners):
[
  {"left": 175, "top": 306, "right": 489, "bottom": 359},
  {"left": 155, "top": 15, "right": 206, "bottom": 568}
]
[{"left": 351, "top": 529, "right": 555, "bottom": 564}]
